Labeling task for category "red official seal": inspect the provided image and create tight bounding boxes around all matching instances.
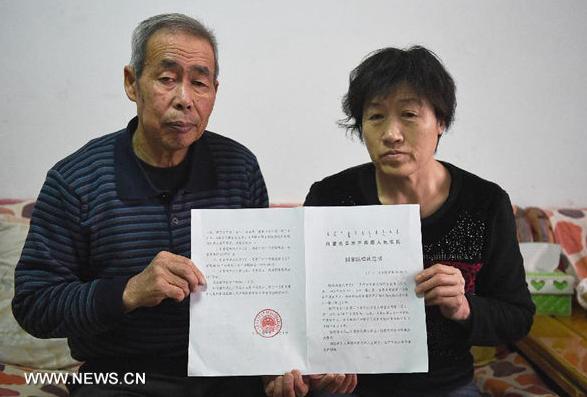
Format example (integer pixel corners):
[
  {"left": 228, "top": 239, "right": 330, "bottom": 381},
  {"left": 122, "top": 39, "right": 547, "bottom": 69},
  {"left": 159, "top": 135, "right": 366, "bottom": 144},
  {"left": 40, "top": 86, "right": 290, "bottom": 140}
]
[{"left": 254, "top": 309, "right": 282, "bottom": 338}]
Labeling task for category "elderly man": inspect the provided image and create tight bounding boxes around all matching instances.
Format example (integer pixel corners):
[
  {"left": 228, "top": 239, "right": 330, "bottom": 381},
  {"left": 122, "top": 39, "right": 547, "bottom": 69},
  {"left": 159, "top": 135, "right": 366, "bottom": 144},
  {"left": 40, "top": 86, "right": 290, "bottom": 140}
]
[{"left": 12, "top": 13, "right": 268, "bottom": 396}]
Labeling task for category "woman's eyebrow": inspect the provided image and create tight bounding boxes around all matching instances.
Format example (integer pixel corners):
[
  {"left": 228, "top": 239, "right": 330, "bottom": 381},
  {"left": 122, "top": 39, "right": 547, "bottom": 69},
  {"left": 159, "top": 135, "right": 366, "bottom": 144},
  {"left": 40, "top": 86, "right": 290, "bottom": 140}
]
[{"left": 396, "top": 97, "right": 423, "bottom": 106}]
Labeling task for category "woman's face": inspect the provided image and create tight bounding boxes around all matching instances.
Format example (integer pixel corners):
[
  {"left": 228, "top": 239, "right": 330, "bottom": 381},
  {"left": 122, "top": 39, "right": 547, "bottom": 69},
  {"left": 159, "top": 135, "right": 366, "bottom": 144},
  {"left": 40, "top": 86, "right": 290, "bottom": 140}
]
[{"left": 362, "top": 83, "right": 444, "bottom": 179}]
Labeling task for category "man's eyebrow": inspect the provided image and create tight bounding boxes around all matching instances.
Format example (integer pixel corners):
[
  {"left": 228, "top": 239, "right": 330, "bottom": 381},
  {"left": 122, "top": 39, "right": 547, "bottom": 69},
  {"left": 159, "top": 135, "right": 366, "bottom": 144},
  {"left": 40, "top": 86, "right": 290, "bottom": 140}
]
[
  {"left": 159, "top": 59, "right": 180, "bottom": 69},
  {"left": 158, "top": 60, "right": 210, "bottom": 76},
  {"left": 189, "top": 65, "right": 210, "bottom": 76}
]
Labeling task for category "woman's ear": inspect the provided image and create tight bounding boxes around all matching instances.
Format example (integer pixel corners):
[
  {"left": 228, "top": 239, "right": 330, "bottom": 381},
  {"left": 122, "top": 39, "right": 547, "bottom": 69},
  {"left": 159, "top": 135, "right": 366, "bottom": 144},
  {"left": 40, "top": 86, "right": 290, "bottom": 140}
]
[{"left": 437, "top": 120, "right": 445, "bottom": 137}]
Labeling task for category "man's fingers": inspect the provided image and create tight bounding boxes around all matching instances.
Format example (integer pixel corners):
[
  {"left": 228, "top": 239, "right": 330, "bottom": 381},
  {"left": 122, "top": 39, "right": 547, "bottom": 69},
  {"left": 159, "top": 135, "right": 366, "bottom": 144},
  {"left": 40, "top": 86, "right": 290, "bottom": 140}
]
[
  {"left": 314, "top": 373, "right": 334, "bottom": 390},
  {"left": 330, "top": 374, "right": 346, "bottom": 392},
  {"left": 164, "top": 255, "right": 206, "bottom": 291},
  {"left": 193, "top": 265, "right": 207, "bottom": 287},
  {"left": 283, "top": 372, "right": 295, "bottom": 397},
  {"left": 273, "top": 376, "right": 283, "bottom": 397},
  {"left": 123, "top": 252, "right": 208, "bottom": 311},
  {"left": 315, "top": 373, "right": 345, "bottom": 392},
  {"left": 163, "top": 271, "right": 191, "bottom": 297},
  {"left": 348, "top": 374, "right": 358, "bottom": 393},
  {"left": 338, "top": 374, "right": 357, "bottom": 393},
  {"left": 160, "top": 280, "right": 188, "bottom": 302},
  {"left": 177, "top": 255, "right": 207, "bottom": 286},
  {"left": 292, "top": 370, "right": 309, "bottom": 396},
  {"left": 263, "top": 376, "right": 276, "bottom": 396},
  {"left": 308, "top": 373, "right": 356, "bottom": 394},
  {"left": 166, "top": 259, "right": 201, "bottom": 289},
  {"left": 339, "top": 374, "right": 357, "bottom": 393}
]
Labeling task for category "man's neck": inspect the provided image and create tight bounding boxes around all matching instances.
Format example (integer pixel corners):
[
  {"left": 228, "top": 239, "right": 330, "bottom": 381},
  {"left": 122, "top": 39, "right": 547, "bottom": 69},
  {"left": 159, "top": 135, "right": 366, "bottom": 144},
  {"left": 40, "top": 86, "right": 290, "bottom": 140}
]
[{"left": 132, "top": 129, "right": 188, "bottom": 167}]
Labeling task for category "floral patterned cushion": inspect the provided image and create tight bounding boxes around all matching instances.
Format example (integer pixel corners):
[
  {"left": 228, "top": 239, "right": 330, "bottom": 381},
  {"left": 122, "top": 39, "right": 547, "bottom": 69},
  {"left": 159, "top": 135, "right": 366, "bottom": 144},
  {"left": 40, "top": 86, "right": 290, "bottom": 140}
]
[
  {"left": 0, "top": 200, "right": 35, "bottom": 221},
  {"left": 0, "top": 362, "right": 71, "bottom": 397},
  {"left": 525, "top": 207, "right": 556, "bottom": 243},
  {"left": 475, "top": 349, "right": 559, "bottom": 396},
  {"left": 0, "top": 219, "right": 79, "bottom": 371},
  {"left": 545, "top": 208, "right": 587, "bottom": 280}
]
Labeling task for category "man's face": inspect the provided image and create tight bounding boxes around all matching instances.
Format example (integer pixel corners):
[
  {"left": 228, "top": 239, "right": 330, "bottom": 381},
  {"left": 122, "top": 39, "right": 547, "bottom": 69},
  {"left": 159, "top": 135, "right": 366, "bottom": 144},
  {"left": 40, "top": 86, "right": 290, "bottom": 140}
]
[{"left": 124, "top": 29, "right": 218, "bottom": 165}]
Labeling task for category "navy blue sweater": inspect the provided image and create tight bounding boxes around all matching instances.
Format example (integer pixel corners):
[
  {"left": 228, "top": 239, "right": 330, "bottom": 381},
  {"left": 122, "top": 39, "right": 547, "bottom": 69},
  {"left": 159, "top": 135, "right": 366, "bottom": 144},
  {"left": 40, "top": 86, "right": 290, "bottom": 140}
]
[{"left": 12, "top": 118, "right": 268, "bottom": 375}]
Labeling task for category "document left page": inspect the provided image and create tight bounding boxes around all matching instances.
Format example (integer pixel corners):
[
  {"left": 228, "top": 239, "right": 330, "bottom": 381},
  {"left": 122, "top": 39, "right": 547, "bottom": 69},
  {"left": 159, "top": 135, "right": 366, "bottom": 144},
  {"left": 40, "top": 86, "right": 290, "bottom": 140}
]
[{"left": 188, "top": 208, "right": 307, "bottom": 376}]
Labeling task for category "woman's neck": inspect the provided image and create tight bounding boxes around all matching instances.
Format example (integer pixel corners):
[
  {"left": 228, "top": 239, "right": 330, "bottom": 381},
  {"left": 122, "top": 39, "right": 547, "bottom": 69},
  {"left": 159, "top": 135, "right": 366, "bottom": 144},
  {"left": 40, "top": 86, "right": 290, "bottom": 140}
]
[{"left": 375, "top": 160, "right": 451, "bottom": 218}]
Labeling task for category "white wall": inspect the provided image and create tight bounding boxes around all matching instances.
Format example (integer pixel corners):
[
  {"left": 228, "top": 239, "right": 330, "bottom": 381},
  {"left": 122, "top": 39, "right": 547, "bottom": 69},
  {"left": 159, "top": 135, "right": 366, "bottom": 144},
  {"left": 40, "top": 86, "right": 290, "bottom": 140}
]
[{"left": 1, "top": 0, "right": 586, "bottom": 207}]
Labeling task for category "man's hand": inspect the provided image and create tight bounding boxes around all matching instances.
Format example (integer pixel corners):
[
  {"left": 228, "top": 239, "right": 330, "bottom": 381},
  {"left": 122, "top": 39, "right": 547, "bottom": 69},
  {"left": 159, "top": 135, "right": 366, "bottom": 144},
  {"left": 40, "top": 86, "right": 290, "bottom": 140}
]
[
  {"left": 263, "top": 370, "right": 309, "bottom": 397},
  {"left": 308, "top": 373, "right": 357, "bottom": 394},
  {"left": 415, "top": 263, "right": 470, "bottom": 321},
  {"left": 122, "top": 251, "right": 206, "bottom": 313}
]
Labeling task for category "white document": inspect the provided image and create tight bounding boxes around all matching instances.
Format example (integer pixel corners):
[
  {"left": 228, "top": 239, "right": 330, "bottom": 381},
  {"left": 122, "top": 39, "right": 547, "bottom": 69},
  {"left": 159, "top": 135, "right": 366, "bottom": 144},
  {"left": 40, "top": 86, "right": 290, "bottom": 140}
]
[{"left": 189, "top": 205, "right": 427, "bottom": 376}]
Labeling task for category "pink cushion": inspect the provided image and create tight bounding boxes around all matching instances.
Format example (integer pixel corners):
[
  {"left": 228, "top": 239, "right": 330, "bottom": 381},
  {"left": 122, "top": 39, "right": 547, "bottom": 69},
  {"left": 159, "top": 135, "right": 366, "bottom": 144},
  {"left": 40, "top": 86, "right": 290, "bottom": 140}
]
[
  {"left": 0, "top": 200, "right": 35, "bottom": 222},
  {"left": 546, "top": 208, "right": 587, "bottom": 280}
]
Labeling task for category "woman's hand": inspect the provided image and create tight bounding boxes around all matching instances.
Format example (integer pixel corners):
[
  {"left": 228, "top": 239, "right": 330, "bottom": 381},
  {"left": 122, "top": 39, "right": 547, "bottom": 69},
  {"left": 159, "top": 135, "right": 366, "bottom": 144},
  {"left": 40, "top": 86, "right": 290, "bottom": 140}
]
[
  {"left": 263, "top": 370, "right": 309, "bottom": 397},
  {"left": 415, "top": 263, "right": 470, "bottom": 321},
  {"left": 308, "top": 373, "right": 357, "bottom": 394}
]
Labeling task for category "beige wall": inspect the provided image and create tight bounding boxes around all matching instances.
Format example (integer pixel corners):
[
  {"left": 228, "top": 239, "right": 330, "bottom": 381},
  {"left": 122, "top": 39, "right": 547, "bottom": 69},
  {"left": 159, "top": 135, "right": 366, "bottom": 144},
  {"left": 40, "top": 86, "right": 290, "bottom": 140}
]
[{"left": 1, "top": 0, "right": 586, "bottom": 206}]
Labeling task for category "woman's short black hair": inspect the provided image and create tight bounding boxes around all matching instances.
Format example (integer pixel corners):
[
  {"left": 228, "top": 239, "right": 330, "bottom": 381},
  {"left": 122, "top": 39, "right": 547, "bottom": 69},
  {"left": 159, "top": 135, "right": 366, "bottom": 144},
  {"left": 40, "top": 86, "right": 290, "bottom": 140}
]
[{"left": 340, "top": 46, "right": 456, "bottom": 139}]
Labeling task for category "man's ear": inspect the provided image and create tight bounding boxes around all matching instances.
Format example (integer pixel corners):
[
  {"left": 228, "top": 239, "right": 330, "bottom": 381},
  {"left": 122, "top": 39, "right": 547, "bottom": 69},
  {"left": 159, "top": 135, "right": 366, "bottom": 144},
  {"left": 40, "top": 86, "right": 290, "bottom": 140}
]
[
  {"left": 124, "top": 65, "right": 138, "bottom": 102},
  {"left": 214, "top": 79, "right": 219, "bottom": 93}
]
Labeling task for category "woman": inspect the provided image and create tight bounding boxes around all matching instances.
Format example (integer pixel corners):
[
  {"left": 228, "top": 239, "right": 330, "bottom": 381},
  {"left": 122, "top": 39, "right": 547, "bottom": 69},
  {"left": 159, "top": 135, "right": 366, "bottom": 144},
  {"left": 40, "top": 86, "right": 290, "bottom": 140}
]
[{"left": 302, "top": 46, "right": 535, "bottom": 396}]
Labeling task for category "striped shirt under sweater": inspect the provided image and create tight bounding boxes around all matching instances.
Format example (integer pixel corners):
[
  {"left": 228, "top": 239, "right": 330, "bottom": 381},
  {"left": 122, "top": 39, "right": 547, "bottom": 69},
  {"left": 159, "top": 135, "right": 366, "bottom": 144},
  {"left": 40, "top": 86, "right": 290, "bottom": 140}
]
[{"left": 12, "top": 118, "right": 268, "bottom": 375}]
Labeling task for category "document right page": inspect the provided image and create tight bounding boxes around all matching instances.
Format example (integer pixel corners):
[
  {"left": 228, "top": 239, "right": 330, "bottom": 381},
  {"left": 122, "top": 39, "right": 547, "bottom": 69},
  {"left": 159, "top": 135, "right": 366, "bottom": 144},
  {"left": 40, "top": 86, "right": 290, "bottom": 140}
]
[{"left": 304, "top": 205, "right": 428, "bottom": 374}]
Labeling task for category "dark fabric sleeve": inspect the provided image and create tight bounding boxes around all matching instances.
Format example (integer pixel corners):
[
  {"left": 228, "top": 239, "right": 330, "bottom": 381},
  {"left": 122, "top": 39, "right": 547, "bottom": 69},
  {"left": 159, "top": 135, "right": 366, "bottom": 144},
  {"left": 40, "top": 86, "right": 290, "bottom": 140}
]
[
  {"left": 248, "top": 156, "right": 269, "bottom": 208},
  {"left": 93, "top": 277, "right": 130, "bottom": 324},
  {"left": 12, "top": 169, "right": 125, "bottom": 339},
  {"left": 303, "top": 182, "right": 324, "bottom": 206},
  {"left": 466, "top": 189, "right": 535, "bottom": 345}
]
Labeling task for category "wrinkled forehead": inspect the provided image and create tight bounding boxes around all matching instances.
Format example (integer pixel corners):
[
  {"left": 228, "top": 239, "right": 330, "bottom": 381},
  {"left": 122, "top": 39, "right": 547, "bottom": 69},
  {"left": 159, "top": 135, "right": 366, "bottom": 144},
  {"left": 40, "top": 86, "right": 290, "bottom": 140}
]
[{"left": 145, "top": 28, "right": 215, "bottom": 62}]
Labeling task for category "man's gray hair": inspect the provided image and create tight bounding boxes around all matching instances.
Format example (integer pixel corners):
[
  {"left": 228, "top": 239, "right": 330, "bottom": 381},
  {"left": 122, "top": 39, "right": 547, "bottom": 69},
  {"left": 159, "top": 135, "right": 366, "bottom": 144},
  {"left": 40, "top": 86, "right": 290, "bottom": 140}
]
[{"left": 130, "top": 13, "right": 219, "bottom": 80}]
